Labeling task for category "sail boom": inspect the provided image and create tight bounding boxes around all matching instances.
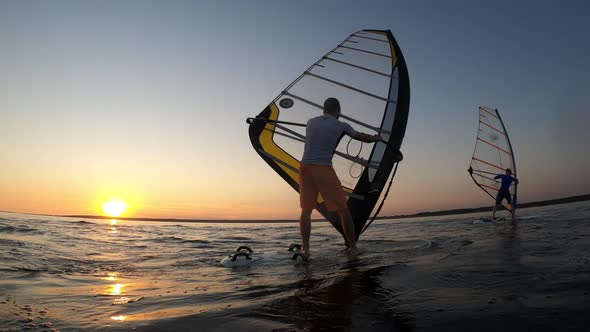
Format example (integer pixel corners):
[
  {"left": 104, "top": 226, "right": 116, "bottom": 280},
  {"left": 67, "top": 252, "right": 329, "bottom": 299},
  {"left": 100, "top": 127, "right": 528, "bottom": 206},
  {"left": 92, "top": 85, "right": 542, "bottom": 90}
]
[
  {"left": 265, "top": 128, "right": 306, "bottom": 143},
  {"left": 472, "top": 172, "right": 500, "bottom": 183},
  {"left": 471, "top": 169, "right": 500, "bottom": 176},
  {"left": 271, "top": 123, "right": 379, "bottom": 169}
]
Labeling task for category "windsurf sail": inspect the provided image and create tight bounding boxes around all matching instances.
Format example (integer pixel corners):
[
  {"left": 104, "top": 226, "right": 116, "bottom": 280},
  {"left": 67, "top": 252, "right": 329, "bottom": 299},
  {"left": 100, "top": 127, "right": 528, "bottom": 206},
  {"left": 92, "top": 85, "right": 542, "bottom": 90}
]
[
  {"left": 468, "top": 106, "right": 517, "bottom": 211},
  {"left": 247, "top": 29, "right": 410, "bottom": 241}
]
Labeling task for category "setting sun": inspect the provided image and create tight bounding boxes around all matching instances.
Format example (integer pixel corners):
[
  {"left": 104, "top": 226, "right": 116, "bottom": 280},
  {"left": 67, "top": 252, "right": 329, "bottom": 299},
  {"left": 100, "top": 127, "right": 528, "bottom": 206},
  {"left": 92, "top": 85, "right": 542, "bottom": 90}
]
[{"left": 102, "top": 199, "right": 128, "bottom": 217}]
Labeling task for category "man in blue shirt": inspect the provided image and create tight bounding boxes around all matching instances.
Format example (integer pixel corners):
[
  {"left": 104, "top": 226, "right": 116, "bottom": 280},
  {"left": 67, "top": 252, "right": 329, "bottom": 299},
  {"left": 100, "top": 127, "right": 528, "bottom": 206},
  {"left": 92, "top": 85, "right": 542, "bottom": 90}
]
[{"left": 492, "top": 168, "right": 519, "bottom": 221}]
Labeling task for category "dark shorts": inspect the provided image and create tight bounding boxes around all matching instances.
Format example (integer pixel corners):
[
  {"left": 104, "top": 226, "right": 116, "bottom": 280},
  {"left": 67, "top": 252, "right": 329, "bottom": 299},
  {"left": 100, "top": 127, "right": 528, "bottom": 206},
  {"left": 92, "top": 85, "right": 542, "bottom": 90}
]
[{"left": 496, "top": 190, "right": 512, "bottom": 205}]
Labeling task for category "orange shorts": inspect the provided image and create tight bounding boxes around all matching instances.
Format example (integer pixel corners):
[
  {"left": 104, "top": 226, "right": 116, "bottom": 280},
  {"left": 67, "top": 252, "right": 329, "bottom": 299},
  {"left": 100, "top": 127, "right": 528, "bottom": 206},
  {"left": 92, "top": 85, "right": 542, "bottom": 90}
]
[{"left": 299, "top": 164, "right": 347, "bottom": 212}]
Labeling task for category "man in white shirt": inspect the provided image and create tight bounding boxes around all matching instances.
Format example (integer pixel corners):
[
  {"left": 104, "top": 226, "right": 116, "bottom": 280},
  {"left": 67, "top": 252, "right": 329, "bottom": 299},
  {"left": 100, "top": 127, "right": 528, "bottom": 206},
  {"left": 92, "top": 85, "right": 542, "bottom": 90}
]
[{"left": 299, "top": 97, "right": 383, "bottom": 258}]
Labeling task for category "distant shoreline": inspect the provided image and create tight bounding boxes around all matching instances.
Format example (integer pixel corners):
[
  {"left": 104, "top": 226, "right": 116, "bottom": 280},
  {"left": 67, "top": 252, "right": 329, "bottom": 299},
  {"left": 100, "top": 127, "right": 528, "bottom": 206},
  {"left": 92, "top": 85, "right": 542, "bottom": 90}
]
[
  {"left": 378, "top": 193, "right": 590, "bottom": 220},
  {"left": 49, "top": 193, "right": 590, "bottom": 223}
]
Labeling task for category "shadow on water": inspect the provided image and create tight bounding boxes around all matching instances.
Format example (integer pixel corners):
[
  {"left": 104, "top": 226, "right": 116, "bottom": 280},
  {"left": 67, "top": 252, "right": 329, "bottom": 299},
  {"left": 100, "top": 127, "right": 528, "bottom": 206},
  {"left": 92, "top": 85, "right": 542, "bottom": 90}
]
[
  {"left": 241, "top": 263, "right": 415, "bottom": 331},
  {"left": 135, "top": 263, "right": 415, "bottom": 332},
  {"left": 497, "top": 221, "right": 521, "bottom": 267}
]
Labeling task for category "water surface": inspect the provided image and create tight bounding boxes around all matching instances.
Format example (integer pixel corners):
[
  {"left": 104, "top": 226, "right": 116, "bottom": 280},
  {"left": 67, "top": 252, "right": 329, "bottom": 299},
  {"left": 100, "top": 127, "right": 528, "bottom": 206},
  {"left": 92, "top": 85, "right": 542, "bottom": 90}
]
[{"left": 1, "top": 202, "right": 589, "bottom": 331}]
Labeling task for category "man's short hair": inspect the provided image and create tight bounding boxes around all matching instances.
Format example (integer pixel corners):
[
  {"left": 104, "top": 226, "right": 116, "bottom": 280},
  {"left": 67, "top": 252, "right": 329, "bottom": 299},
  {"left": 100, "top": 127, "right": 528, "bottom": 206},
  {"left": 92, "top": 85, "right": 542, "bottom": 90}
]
[
  {"left": 505, "top": 168, "right": 512, "bottom": 174},
  {"left": 323, "top": 98, "right": 340, "bottom": 115}
]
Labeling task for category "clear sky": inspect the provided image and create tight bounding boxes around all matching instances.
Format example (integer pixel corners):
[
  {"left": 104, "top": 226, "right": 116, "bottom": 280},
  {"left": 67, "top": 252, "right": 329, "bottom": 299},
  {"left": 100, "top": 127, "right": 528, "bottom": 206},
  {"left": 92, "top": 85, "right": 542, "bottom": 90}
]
[{"left": 1, "top": 0, "right": 589, "bottom": 219}]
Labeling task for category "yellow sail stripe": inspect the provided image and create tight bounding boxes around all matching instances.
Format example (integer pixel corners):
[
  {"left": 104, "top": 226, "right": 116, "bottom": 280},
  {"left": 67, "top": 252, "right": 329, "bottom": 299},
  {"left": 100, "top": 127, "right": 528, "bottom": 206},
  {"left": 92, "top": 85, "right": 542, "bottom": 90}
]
[{"left": 258, "top": 102, "right": 353, "bottom": 205}]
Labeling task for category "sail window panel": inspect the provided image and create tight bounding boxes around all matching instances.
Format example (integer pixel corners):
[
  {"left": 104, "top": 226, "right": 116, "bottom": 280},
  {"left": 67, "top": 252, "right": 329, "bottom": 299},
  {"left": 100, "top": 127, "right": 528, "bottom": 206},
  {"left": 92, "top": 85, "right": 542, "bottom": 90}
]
[
  {"left": 332, "top": 151, "right": 370, "bottom": 189},
  {"left": 353, "top": 31, "right": 389, "bottom": 42},
  {"left": 310, "top": 58, "right": 391, "bottom": 101},
  {"left": 341, "top": 36, "right": 392, "bottom": 59},
  {"left": 273, "top": 130, "right": 305, "bottom": 162},
  {"left": 332, "top": 41, "right": 391, "bottom": 75},
  {"left": 287, "top": 75, "right": 386, "bottom": 130}
]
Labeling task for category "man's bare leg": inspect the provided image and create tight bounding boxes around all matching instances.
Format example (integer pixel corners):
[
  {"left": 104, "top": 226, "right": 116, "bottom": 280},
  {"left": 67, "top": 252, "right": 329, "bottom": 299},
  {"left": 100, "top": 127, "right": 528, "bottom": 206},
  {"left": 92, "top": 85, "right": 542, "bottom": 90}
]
[
  {"left": 492, "top": 204, "right": 498, "bottom": 219},
  {"left": 300, "top": 209, "right": 312, "bottom": 257},
  {"left": 337, "top": 209, "right": 358, "bottom": 255},
  {"left": 511, "top": 206, "right": 516, "bottom": 222}
]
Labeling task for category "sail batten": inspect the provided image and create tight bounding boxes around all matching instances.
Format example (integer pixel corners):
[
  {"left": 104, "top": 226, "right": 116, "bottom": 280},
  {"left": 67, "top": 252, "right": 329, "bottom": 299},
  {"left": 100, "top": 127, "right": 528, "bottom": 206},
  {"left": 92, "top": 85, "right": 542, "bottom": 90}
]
[
  {"left": 337, "top": 45, "right": 392, "bottom": 58},
  {"left": 304, "top": 72, "right": 395, "bottom": 103},
  {"left": 267, "top": 125, "right": 379, "bottom": 169},
  {"left": 280, "top": 91, "right": 392, "bottom": 134},
  {"left": 479, "top": 121, "right": 506, "bottom": 135},
  {"left": 480, "top": 107, "right": 499, "bottom": 119},
  {"left": 323, "top": 56, "right": 391, "bottom": 77},
  {"left": 477, "top": 137, "right": 513, "bottom": 155},
  {"left": 352, "top": 34, "right": 390, "bottom": 43}
]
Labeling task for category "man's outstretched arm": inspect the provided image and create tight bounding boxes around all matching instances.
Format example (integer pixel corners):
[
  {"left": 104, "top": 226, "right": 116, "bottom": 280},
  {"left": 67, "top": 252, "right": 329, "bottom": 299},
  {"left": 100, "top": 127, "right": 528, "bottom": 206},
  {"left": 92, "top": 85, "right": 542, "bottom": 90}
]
[{"left": 353, "top": 132, "right": 383, "bottom": 143}]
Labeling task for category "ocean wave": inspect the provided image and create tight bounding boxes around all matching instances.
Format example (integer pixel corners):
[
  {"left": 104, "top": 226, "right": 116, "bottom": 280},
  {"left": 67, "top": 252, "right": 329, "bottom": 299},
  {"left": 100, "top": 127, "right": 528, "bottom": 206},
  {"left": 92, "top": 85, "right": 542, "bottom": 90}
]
[
  {"left": 135, "top": 255, "right": 160, "bottom": 262},
  {"left": 0, "top": 225, "right": 17, "bottom": 232},
  {"left": 0, "top": 224, "right": 44, "bottom": 234},
  {"left": 16, "top": 266, "right": 48, "bottom": 273},
  {"left": 218, "top": 236, "right": 258, "bottom": 241},
  {"left": 74, "top": 220, "right": 96, "bottom": 225},
  {"left": 146, "top": 236, "right": 187, "bottom": 243},
  {"left": 0, "top": 238, "right": 26, "bottom": 247},
  {"left": 180, "top": 239, "right": 211, "bottom": 244}
]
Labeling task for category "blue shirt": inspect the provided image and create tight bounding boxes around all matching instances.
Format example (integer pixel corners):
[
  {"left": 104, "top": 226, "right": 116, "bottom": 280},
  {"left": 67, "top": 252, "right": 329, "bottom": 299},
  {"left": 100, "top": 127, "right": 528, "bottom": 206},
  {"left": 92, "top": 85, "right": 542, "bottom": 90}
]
[
  {"left": 494, "top": 174, "right": 518, "bottom": 192},
  {"left": 301, "top": 114, "right": 357, "bottom": 165}
]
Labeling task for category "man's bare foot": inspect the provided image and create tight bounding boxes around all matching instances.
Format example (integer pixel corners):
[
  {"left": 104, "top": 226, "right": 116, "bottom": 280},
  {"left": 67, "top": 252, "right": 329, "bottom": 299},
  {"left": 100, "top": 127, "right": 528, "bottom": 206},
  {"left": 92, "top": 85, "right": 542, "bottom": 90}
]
[
  {"left": 300, "top": 249, "right": 311, "bottom": 259},
  {"left": 348, "top": 246, "right": 360, "bottom": 256}
]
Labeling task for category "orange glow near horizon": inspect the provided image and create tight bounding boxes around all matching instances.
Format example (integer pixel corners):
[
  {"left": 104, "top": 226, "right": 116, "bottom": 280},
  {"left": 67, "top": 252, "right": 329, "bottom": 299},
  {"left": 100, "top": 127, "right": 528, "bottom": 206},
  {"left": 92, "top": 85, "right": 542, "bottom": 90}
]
[{"left": 0, "top": 165, "right": 588, "bottom": 220}]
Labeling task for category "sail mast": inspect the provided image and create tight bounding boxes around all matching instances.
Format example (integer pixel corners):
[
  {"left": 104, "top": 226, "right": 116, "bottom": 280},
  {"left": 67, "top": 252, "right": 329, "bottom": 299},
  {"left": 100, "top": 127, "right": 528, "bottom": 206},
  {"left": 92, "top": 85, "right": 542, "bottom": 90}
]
[{"left": 494, "top": 108, "right": 517, "bottom": 207}]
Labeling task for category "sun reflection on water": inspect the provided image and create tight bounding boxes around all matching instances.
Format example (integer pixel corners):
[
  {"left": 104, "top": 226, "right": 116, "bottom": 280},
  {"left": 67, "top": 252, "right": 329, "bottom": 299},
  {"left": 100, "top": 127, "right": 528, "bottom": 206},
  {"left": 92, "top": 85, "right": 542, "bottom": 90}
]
[
  {"left": 108, "top": 219, "right": 119, "bottom": 233},
  {"left": 109, "top": 283, "right": 124, "bottom": 296},
  {"left": 100, "top": 272, "right": 119, "bottom": 281},
  {"left": 110, "top": 315, "right": 127, "bottom": 321}
]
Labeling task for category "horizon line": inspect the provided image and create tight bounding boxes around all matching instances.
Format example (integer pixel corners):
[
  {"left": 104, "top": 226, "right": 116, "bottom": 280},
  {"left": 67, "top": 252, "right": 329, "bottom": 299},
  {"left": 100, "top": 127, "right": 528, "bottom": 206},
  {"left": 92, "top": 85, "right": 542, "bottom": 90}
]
[{"left": 2, "top": 193, "right": 588, "bottom": 223}]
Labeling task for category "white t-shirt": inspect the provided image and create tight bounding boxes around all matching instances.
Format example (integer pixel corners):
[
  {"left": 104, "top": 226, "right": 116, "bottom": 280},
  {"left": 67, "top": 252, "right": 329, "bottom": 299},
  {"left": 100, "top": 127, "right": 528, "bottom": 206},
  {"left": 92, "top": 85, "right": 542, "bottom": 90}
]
[{"left": 301, "top": 114, "right": 357, "bottom": 165}]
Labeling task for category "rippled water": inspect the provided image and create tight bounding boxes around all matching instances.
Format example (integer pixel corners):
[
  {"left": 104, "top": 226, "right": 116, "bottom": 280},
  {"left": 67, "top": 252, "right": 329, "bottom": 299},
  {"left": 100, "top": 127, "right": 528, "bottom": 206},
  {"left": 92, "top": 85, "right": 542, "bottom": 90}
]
[{"left": 1, "top": 201, "right": 589, "bottom": 331}]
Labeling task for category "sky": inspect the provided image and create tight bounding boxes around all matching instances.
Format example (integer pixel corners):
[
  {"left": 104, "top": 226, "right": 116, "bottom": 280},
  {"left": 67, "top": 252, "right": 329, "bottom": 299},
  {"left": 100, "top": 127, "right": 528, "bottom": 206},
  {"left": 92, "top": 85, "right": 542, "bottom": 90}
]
[{"left": 1, "top": 0, "right": 589, "bottom": 219}]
